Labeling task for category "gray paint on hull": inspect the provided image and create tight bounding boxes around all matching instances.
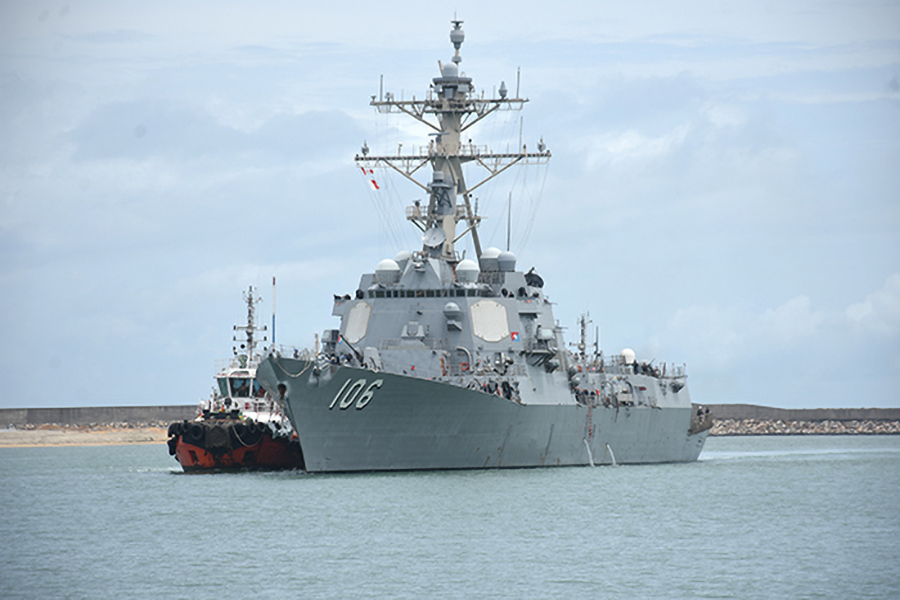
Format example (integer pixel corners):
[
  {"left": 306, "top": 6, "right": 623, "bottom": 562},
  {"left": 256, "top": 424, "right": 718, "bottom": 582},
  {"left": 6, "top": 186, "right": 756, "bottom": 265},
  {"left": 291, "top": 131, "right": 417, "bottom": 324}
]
[{"left": 258, "top": 358, "right": 707, "bottom": 473}]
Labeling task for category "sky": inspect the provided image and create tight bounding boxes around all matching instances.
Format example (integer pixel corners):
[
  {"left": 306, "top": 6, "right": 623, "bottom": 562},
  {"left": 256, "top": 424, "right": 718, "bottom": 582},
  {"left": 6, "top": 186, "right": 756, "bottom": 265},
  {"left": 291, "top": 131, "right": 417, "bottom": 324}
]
[{"left": 1, "top": 1, "right": 898, "bottom": 409}]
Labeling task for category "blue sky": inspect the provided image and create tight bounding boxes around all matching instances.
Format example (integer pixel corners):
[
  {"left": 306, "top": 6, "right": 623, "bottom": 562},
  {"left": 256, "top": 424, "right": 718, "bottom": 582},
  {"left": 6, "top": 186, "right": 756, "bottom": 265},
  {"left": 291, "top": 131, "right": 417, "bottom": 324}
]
[{"left": 1, "top": 1, "right": 898, "bottom": 409}]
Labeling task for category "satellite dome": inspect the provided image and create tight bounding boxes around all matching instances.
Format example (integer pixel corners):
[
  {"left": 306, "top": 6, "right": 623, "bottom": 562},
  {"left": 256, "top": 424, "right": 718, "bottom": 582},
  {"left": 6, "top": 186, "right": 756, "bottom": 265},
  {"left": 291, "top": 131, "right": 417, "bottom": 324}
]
[
  {"left": 394, "top": 250, "right": 412, "bottom": 271},
  {"left": 375, "top": 259, "right": 401, "bottom": 284},
  {"left": 443, "top": 302, "right": 461, "bottom": 318},
  {"left": 621, "top": 348, "right": 636, "bottom": 365},
  {"left": 480, "top": 247, "right": 501, "bottom": 271},
  {"left": 498, "top": 250, "right": 516, "bottom": 272},
  {"left": 456, "top": 259, "right": 480, "bottom": 283},
  {"left": 442, "top": 62, "right": 459, "bottom": 78}
]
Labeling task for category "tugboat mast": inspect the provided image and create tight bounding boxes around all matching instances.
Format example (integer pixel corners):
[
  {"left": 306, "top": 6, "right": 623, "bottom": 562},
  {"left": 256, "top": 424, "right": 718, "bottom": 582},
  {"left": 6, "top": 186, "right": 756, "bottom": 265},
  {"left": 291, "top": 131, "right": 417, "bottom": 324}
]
[
  {"left": 355, "top": 20, "right": 550, "bottom": 266},
  {"left": 233, "top": 286, "right": 267, "bottom": 362}
]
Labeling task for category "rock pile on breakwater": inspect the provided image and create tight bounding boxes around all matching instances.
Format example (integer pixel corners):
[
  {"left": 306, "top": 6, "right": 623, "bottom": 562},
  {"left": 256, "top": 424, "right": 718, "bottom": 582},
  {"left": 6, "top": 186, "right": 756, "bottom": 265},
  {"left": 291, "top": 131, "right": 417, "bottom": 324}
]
[{"left": 710, "top": 418, "right": 900, "bottom": 435}]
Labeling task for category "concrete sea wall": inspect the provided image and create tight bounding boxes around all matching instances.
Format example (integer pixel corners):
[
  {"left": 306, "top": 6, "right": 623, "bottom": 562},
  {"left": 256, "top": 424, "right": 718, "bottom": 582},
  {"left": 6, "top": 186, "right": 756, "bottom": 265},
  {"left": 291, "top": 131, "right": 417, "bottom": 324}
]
[
  {"left": 0, "top": 405, "right": 197, "bottom": 428},
  {"left": 702, "top": 404, "right": 900, "bottom": 435},
  {"left": 704, "top": 404, "right": 900, "bottom": 422}
]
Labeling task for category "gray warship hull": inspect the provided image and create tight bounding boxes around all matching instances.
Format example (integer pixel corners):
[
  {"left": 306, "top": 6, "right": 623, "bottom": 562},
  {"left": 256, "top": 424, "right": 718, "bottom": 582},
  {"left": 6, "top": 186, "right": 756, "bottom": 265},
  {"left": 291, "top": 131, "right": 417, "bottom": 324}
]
[{"left": 257, "top": 358, "right": 708, "bottom": 472}]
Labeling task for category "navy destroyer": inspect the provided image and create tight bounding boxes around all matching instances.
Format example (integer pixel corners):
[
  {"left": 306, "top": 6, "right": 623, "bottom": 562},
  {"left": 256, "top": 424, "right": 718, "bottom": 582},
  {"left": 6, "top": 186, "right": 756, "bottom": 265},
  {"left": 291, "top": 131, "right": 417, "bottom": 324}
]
[{"left": 256, "top": 21, "right": 711, "bottom": 472}]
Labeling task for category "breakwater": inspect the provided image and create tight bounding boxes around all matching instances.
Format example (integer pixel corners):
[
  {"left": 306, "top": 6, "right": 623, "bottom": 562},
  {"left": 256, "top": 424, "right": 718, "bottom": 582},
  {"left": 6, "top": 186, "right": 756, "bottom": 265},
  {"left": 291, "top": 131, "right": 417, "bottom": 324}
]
[
  {"left": 703, "top": 404, "right": 900, "bottom": 435},
  {"left": 710, "top": 418, "right": 900, "bottom": 435},
  {"left": 705, "top": 403, "right": 900, "bottom": 422},
  {"left": 1, "top": 405, "right": 196, "bottom": 428}
]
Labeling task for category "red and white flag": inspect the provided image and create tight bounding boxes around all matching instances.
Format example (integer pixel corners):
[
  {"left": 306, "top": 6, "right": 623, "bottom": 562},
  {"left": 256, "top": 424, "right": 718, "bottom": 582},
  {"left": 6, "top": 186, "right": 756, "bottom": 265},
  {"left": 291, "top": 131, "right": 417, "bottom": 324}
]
[{"left": 361, "top": 167, "right": 379, "bottom": 190}]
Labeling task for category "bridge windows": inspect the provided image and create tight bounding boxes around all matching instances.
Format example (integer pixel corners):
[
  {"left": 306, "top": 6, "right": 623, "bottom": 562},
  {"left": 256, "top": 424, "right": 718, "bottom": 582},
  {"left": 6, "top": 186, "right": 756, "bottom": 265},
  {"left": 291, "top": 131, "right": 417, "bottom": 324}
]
[{"left": 366, "top": 288, "right": 491, "bottom": 299}]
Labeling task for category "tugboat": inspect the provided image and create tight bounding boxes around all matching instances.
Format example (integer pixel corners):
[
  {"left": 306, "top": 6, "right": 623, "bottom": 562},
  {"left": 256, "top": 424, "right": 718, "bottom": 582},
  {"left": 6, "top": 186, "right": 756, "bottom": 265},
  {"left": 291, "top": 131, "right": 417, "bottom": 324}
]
[
  {"left": 167, "top": 287, "right": 304, "bottom": 472},
  {"left": 255, "top": 20, "right": 711, "bottom": 472}
]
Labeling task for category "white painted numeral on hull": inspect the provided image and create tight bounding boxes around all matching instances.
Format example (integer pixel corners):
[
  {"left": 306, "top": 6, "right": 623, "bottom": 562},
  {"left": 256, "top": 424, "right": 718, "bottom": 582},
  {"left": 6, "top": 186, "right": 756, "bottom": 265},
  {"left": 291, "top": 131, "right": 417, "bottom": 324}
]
[
  {"left": 339, "top": 379, "right": 367, "bottom": 409},
  {"left": 330, "top": 378, "right": 383, "bottom": 410},
  {"left": 355, "top": 379, "right": 383, "bottom": 409},
  {"left": 329, "top": 379, "right": 352, "bottom": 410}
]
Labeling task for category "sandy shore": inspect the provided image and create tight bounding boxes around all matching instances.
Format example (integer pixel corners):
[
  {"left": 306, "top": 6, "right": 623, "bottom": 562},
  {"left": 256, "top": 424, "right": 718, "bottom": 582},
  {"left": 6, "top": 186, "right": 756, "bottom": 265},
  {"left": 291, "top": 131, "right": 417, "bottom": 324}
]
[{"left": 0, "top": 425, "right": 168, "bottom": 448}]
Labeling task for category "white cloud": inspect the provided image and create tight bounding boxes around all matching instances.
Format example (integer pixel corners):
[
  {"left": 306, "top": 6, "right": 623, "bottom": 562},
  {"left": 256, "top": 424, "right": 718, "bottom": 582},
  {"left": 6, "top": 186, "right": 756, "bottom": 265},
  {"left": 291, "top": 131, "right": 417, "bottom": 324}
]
[
  {"left": 582, "top": 124, "right": 692, "bottom": 169},
  {"left": 846, "top": 273, "right": 900, "bottom": 337},
  {"left": 759, "top": 296, "right": 826, "bottom": 343},
  {"left": 652, "top": 304, "right": 747, "bottom": 368},
  {"left": 703, "top": 102, "right": 746, "bottom": 130},
  {"left": 656, "top": 278, "right": 898, "bottom": 371}
]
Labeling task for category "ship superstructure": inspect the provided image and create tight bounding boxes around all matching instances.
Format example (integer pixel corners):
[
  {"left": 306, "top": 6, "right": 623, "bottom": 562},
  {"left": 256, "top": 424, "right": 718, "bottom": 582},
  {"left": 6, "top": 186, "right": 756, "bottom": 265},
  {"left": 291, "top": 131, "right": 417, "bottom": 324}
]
[{"left": 256, "top": 21, "right": 711, "bottom": 472}]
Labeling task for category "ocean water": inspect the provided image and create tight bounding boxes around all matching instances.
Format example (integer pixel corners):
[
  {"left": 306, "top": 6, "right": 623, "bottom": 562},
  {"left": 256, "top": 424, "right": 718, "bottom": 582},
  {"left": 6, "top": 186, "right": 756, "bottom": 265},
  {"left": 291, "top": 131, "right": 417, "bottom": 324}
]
[{"left": 1, "top": 436, "right": 898, "bottom": 599}]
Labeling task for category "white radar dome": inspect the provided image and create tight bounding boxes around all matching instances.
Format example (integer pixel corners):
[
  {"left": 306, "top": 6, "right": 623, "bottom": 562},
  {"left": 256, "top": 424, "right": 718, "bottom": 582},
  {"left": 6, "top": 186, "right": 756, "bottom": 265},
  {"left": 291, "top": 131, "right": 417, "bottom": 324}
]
[
  {"left": 375, "top": 258, "right": 401, "bottom": 284},
  {"left": 456, "top": 259, "right": 480, "bottom": 283},
  {"left": 394, "top": 250, "right": 412, "bottom": 271},
  {"left": 621, "top": 348, "right": 636, "bottom": 365},
  {"left": 443, "top": 302, "right": 461, "bottom": 318},
  {"left": 498, "top": 250, "right": 516, "bottom": 272},
  {"left": 480, "top": 247, "right": 501, "bottom": 271}
]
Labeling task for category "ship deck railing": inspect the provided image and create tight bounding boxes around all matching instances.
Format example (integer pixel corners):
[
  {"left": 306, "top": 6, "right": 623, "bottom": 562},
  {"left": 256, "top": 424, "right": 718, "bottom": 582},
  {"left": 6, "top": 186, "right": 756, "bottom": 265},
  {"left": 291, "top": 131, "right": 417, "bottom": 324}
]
[
  {"left": 214, "top": 354, "right": 265, "bottom": 373},
  {"left": 378, "top": 338, "right": 447, "bottom": 351},
  {"left": 523, "top": 340, "right": 556, "bottom": 354},
  {"left": 443, "top": 363, "right": 528, "bottom": 378},
  {"left": 204, "top": 398, "right": 281, "bottom": 415},
  {"left": 593, "top": 356, "right": 687, "bottom": 379},
  {"left": 270, "top": 345, "right": 313, "bottom": 360}
]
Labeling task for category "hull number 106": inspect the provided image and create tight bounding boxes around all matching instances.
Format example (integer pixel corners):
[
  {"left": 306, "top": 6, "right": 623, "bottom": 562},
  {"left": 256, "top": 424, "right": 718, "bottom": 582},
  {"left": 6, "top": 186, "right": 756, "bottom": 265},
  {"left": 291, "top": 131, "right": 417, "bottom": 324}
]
[{"left": 330, "top": 378, "right": 383, "bottom": 410}]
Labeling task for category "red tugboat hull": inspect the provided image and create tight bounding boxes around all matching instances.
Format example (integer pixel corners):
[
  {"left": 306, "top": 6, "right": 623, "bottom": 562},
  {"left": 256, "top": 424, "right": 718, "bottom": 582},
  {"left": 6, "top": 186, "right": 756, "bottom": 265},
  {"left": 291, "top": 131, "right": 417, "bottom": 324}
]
[
  {"left": 173, "top": 436, "right": 303, "bottom": 471},
  {"left": 168, "top": 418, "right": 304, "bottom": 472}
]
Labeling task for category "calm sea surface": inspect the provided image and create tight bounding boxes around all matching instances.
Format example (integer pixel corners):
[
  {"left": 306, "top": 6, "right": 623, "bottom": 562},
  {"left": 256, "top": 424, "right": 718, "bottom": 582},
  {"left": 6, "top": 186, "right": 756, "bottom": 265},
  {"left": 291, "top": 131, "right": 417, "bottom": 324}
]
[{"left": 1, "top": 436, "right": 898, "bottom": 599}]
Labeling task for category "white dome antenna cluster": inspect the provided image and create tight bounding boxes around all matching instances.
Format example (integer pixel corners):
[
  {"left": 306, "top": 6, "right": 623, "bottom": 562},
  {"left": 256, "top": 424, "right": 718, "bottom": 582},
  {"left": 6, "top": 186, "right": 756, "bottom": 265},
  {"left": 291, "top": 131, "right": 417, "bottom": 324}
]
[{"left": 449, "top": 19, "right": 465, "bottom": 64}]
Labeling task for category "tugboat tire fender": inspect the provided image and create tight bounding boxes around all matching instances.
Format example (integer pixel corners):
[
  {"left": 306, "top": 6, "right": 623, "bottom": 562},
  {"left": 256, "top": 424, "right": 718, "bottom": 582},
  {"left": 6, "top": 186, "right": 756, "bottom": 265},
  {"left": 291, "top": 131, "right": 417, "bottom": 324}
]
[{"left": 186, "top": 423, "right": 205, "bottom": 444}]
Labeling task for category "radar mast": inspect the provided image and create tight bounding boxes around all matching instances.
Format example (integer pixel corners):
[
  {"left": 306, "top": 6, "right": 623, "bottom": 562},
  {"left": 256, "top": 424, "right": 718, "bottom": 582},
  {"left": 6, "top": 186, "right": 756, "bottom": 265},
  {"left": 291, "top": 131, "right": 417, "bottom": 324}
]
[
  {"left": 233, "top": 286, "right": 267, "bottom": 361},
  {"left": 355, "top": 20, "right": 550, "bottom": 265}
]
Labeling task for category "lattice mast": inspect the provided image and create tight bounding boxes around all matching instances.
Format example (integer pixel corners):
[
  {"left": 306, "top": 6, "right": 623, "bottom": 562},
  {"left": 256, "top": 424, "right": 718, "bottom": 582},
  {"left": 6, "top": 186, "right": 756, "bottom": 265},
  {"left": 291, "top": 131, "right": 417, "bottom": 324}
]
[{"left": 355, "top": 20, "right": 550, "bottom": 266}]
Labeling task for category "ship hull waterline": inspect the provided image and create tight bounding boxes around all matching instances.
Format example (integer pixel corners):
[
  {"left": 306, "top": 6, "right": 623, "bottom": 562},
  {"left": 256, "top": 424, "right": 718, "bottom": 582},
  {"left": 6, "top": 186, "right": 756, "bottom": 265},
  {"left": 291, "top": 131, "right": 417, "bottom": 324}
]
[
  {"left": 258, "top": 357, "right": 707, "bottom": 473},
  {"left": 171, "top": 430, "right": 304, "bottom": 472}
]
